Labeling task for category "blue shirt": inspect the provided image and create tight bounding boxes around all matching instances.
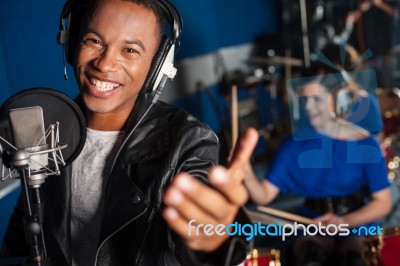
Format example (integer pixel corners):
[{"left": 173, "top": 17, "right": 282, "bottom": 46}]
[
  {"left": 266, "top": 129, "right": 389, "bottom": 199},
  {"left": 266, "top": 128, "right": 390, "bottom": 230}
]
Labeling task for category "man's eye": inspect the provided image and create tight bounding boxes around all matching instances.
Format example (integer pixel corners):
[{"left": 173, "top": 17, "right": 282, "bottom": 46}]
[
  {"left": 123, "top": 48, "right": 141, "bottom": 59},
  {"left": 314, "top": 96, "right": 322, "bottom": 102},
  {"left": 82, "top": 38, "right": 103, "bottom": 49},
  {"left": 124, "top": 48, "right": 139, "bottom": 54}
]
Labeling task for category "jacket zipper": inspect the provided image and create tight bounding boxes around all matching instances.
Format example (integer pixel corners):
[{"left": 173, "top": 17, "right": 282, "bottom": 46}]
[
  {"left": 94, "top": 138, "right": 147, "bottom": 266},
  {"left": 134, "top": 207, "right": 157, "bottom": 265},
  {"left": 93, "top": 206, "right": 147, "bottom": 265},
  {"left": 93, "top": 132, "right": 146, "bottom": 266},
  {"left": 94, "top": 102, "right": 156, "bottom": 265}
]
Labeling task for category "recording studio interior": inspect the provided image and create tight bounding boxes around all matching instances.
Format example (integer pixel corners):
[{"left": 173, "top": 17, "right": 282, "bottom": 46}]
[{"left": 1, "top": 0, "right": 400, "bottom": 265}]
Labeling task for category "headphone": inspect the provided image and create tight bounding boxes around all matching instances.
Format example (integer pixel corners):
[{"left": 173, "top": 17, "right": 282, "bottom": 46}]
[{"left": 58, "top": 0, "right": 182, "bottom": 95}]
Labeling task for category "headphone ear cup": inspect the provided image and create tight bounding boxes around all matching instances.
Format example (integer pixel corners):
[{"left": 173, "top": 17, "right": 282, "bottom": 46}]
[
  {"left": 66, "top": 8, "right": 85, "bottom": 65},
  {"left": 58, "top": 1, "right": 85, "bottom": 66},
  {"left": 141, "top": 35, "right": 174, "bottom": 94}
]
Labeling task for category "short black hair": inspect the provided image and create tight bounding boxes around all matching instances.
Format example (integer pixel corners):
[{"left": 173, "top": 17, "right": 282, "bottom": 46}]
[{"left": 83, "top": 0, "right": 166, "bottom": 41}]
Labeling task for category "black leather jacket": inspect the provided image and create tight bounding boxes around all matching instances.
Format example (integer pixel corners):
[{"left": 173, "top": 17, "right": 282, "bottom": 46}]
[{"left": 1, "top": 94, "right": 249, "bottom": 265}]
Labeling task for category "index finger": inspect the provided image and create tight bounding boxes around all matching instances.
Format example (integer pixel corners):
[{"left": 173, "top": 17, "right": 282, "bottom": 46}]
[
  {"left": 206, "top": 128, "right": 258, "bottom": 205},
  {"left": 228, "top": 127, "right": 259, "bottom": 169}
]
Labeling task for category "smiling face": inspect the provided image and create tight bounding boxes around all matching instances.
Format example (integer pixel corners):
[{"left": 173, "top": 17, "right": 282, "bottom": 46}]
[
  {"left": 302, "top": 83, "right": 334, "bottom": 129},
  {"left": 75, "top": 0, "right": 160, "bottom": 130}
]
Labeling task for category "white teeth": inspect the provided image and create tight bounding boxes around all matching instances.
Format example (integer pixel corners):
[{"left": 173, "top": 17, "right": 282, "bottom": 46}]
[{"left": 91, "top": 78, "right": 119, "bottom": 92}]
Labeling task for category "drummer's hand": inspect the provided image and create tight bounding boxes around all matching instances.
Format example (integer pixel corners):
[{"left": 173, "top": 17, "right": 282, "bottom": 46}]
[
  {"left": 314, "top": 212, "right": 345, "bottom": 233},
  {"left": 162, "top": 128, "right": 259, "bottom": 252},
  {"left": 372, "top": 0, "right": 385, "bottom": 7},
  {"left": 345, "top": 11, "right": 356, "bottom": 25},
  {"left": 359, "top": 0, "right": 372, "bottom": 12}
]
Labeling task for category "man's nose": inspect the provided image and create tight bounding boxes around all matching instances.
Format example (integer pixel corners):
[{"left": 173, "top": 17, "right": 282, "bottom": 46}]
[
  {"left": 93, "top": 47, "right": 119, "bottom": 72},
  {"left": 305, "top": 97, "right": 313, "bottom": 110}
]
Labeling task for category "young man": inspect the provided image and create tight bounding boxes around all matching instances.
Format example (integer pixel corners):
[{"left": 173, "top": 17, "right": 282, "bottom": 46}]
[{"left": 0, "top": 0, "right": 258, "bottom": 265}]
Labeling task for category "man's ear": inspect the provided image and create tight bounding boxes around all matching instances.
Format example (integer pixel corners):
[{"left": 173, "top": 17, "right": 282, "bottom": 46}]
[{"left": 327, "top": 92, "right": 335, "bottom": 116}]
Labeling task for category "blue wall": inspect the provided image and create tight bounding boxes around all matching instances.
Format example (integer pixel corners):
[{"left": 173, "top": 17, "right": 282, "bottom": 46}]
[
  {"left": 0, "top": 36, "right": 10, "bottom": 103},
  {"left": 173, "top": 0, "right": 279, "bottom": 60},
  {"left": 0, "top": 1, "right": 78, "bottom": 100}
]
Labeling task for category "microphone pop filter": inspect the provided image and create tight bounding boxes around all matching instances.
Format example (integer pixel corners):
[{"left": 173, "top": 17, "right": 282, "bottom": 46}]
[{"left": 0, "top": 87, "right": 86, "bottom": 170}]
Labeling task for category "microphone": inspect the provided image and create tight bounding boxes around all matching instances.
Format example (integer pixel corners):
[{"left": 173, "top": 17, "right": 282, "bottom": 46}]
[
  {"left": 0, "top": 106, "right": 69, "bottom": 265},
  {"left": 1, "top": 106, "right": 67, "bottom": 187},
  {"left": 0, "top": 88, "right": 86, "bottom": 185},
  {"left": 0, "top": 88, "right": 86, "bottom": 266}
]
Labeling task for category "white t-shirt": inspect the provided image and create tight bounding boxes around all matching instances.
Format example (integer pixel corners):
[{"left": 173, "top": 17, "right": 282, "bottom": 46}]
[{"left": 71, "top": 128, "right": 124, "bottom": 266}]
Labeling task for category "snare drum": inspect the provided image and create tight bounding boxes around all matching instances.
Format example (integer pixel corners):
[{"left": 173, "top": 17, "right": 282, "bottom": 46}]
[{"left": 243, "top": 248, "right": 281, "bottom": 266}]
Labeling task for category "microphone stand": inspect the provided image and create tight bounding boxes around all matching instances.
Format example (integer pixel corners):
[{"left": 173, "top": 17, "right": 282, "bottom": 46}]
[
  {"left": 13, "top": 150, "right": 52, "bottom": 266},
  {"left": 1, "top": 123, "right": 67, "bottom": 266}
]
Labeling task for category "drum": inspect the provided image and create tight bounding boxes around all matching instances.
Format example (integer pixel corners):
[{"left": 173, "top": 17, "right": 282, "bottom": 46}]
[
  {"left": 243, "top": 248, "right": 281, "bottom": 266},
  {"left": 380, "top": 227, "right": 400, "bottom": 266},
  {"left": 363, "top": 227, "right": 400, "bottom": 266}
]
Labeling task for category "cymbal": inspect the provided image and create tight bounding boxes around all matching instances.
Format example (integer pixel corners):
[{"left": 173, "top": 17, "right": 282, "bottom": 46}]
[{"left": 246, "top": 56, "right": 303, "bottom": 67}]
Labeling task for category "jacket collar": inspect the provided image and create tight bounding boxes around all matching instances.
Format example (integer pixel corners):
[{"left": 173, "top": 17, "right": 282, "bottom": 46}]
[
  {"left": 118, "top": 93, "right": 172, "bottom": 164},
  {"left": 76, "top": 93, "right": 172, "bottom": 164}
]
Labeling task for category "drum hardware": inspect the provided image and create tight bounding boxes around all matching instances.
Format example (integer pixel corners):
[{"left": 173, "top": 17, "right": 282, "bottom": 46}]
[
  {"left": 245, "top": 56, "right": 303, "bottom": 67},
  {"left": 220, "top": 67, "right": 275, "bottom": 93},
  {"left": 382, "top": 136, "right": 400, "bottom": 183},
  {"left": 362, "top": 235, "right": 383, "bottom": 266},
  {"left": 242, "top": 209, "right": 284, "bottom": 266},
  {"left": 258, "top": 124, "right": 283, "bottom": 141},
  {"left": 383, "top": 109, "right": 400, "bottom": 119},
  {"left": 244, "top": 248, "right": 281, "bottom": 266},
  {"left": 387, "top": 155, "right": 400, "bottom": 183}
]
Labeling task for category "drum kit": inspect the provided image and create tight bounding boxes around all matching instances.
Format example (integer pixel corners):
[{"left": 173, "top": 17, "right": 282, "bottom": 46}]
[{"left": 235, "top": 57, "right": 400, "bottom": 266}]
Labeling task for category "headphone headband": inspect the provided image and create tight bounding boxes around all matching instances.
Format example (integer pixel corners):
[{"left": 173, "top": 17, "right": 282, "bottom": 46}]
[{"left": 157, "top": 0, "right": 182, "bottom": 41}]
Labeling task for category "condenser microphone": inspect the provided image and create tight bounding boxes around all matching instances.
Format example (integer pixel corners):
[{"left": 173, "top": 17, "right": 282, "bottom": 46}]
[
  {"left": 7, "top": 106, "right": 52, "bottom": 187},
  {"left": 0, "top": 88, "right": 86, "bottom": 266},
  {"left": 0, "top": 88, "right": 86, "bottom": 187},
  {"left": 2, "top": 105, "right": 69, "bottom": 188}
]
